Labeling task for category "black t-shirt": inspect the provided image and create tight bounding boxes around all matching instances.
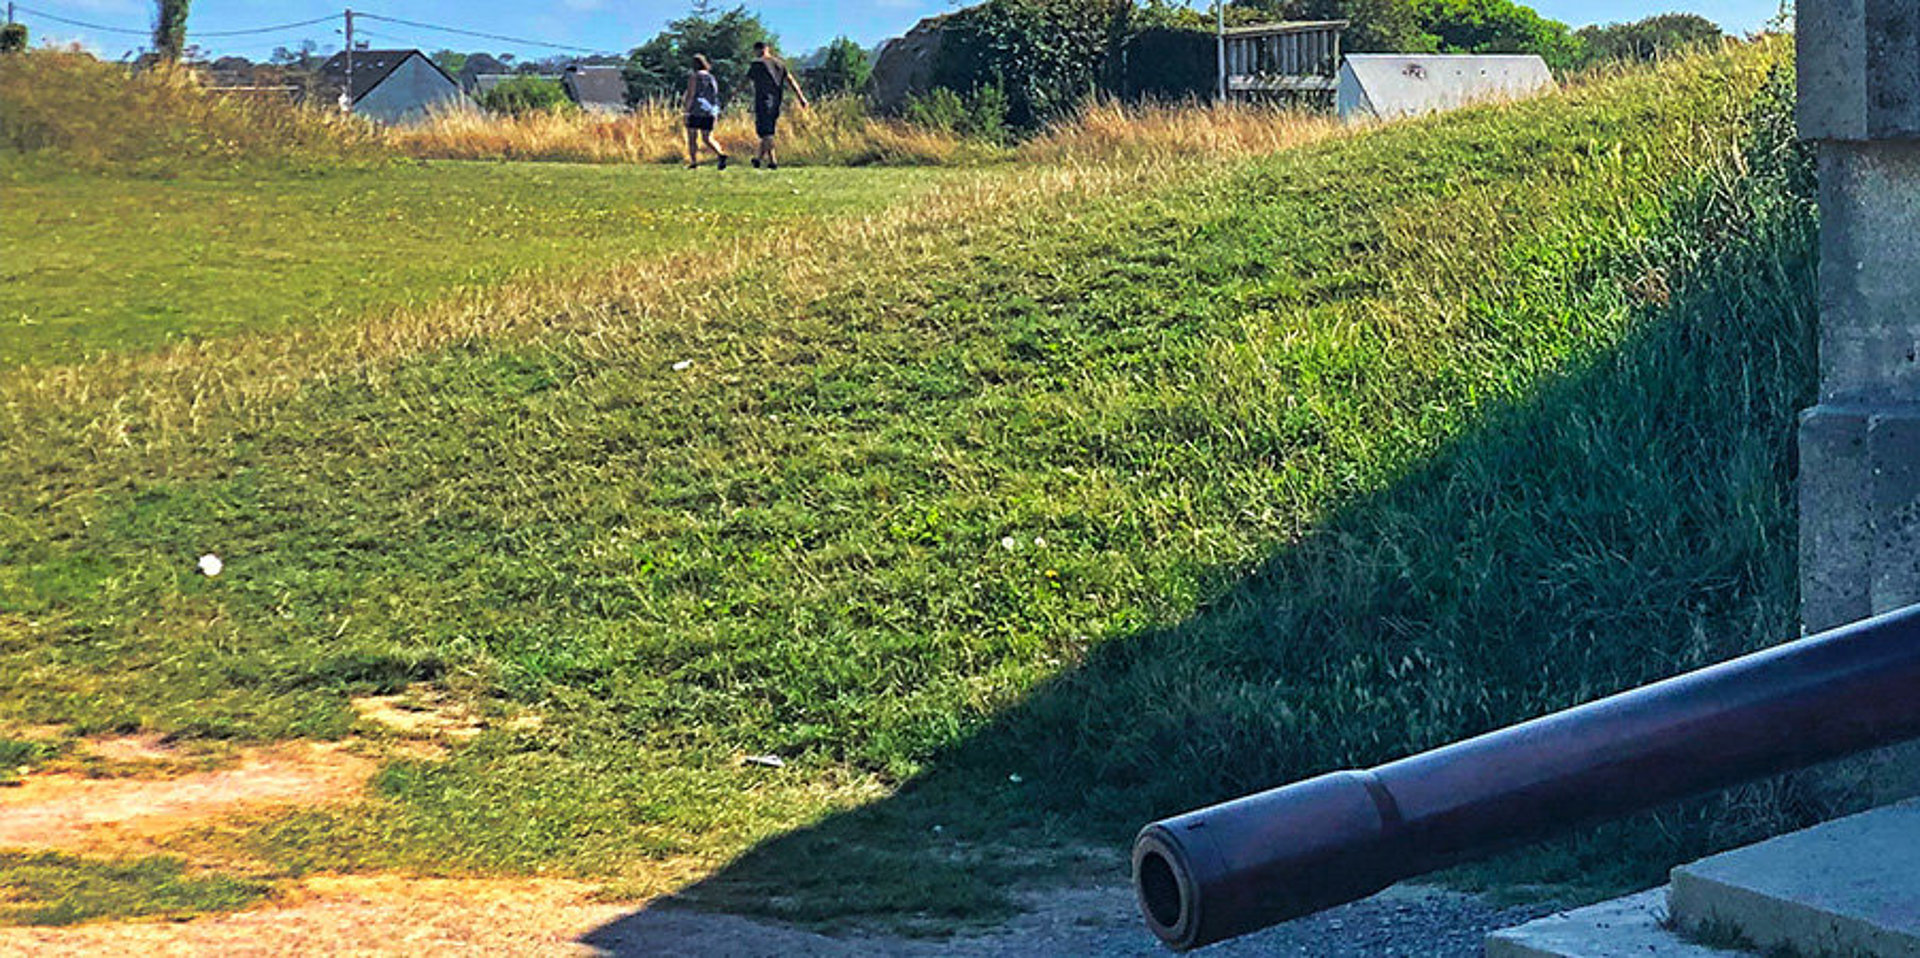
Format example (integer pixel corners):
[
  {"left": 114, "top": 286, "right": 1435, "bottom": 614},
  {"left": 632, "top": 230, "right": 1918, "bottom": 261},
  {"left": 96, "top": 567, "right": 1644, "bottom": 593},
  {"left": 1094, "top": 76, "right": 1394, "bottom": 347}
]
[{"left": 748, "top": 59, "right": 786, "bottom": 112}]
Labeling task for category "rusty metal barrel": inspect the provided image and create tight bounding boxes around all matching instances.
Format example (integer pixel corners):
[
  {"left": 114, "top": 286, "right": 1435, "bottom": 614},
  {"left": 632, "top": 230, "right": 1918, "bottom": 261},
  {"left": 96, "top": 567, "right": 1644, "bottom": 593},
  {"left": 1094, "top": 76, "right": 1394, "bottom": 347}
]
[{"left": 1132, "top": 603, "right": 1920, "bottom": 950}]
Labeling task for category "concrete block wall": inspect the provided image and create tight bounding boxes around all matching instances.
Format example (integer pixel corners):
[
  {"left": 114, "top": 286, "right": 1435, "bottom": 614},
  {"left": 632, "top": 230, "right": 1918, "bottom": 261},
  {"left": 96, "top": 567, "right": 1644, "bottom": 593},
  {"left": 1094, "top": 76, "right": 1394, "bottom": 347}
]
[{"left": 1796, "top": 3, "right": 1920, "bottom": 634}]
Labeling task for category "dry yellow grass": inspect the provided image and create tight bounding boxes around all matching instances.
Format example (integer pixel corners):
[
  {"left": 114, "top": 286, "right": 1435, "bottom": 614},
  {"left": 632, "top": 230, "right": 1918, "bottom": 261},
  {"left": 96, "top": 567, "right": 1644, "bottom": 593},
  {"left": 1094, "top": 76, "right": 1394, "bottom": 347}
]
[
  {"left": 387, "top": 95, "right": 1348, "bottom": 169},
  {"left": 1020, "top": 98, "right": 1344, "bottom": 164},
  {"left": 387, "top": 97, "right": 991, "bottom": 167},
  {"left": 0, "top": 50, "right": 379, "bottom": 170}
]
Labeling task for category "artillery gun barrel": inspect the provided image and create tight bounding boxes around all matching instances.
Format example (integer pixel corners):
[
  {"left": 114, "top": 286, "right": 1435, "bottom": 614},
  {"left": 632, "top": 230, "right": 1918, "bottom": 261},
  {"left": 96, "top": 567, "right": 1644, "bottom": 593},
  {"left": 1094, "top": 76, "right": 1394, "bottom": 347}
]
[{"left": 1132, "top": 604, "right": 1920, "bottom": 951}]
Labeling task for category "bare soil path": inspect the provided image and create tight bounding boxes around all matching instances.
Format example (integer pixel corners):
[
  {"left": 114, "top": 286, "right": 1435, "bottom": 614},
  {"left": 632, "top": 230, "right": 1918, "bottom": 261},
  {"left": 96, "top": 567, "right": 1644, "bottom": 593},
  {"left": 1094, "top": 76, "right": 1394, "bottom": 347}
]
[{"left": 0, "top": 730, "right": 1542, "bottom": 955}]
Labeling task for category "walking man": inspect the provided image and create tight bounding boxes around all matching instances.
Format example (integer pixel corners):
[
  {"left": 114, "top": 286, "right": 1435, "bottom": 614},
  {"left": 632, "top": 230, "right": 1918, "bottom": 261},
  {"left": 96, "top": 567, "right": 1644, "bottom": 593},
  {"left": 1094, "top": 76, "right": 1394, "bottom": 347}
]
[{"left": 747, "top": 41, "right": 808, "bottom": 169}]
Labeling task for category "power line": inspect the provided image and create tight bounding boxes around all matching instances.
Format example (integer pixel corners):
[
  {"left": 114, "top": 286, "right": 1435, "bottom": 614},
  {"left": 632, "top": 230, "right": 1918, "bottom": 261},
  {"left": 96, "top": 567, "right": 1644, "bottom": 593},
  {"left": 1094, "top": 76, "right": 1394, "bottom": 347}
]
[
  {"left": 14, "top": 5, "right": 337, "bottom": 39},
  {"left": 199, "top": 15, "right": 340, "bottom": 39},
  {"left": 13, "top": 4, "right": 147, "bottom": 36},
  {"left": 13, "top": 4, "right": 610, "bottom": 56},
  {"left": 354, "top": 12, "right": 604, "bottom": 55}
]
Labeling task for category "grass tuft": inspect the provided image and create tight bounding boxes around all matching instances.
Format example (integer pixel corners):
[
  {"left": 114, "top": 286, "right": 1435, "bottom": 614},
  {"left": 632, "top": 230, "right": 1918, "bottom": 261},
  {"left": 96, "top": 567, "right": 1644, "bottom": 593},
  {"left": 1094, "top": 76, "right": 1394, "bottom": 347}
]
[{"left": 0, "top": 852, "right": 269, "bottom": 926}]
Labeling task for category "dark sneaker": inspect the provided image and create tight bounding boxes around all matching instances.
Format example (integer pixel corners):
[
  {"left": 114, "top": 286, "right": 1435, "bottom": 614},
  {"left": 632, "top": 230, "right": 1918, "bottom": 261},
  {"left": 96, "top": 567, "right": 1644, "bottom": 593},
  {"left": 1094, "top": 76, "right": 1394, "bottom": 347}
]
[
  {"left": 717, "top": 154, "right": 729, "bottom": 171},
  {"left": 767, "top": 161, "right": 778, "bottom": 170},
  {"left": 750, "top": 157, "right": 761, "bottom": 169}
]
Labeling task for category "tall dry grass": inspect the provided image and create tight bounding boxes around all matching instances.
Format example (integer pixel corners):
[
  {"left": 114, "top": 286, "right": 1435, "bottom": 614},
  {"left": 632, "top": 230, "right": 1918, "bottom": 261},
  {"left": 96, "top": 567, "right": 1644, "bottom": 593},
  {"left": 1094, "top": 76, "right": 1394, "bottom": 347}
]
[
  {"left": 0, "top": 49, "right": 381, "bottom": 171},
  {"left": 390, "top": 94, "right": 1348, "bottom": 168},
  {"left": 388, "top": 97, "right": 995, "bottom": 167},
  {"left": 1019, "top": 98, "right": 1343, "bottom": 164}
]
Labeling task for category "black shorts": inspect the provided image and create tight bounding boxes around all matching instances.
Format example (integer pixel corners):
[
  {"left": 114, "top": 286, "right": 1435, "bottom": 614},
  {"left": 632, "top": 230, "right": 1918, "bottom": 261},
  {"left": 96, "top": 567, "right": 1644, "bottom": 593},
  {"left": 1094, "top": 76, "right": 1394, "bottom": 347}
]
[
  {"left": 685, "top": 114, "right": 714, "bottom": 132},
  {"left": 754, "top": 108, "right": 780, "bottom": 138}
]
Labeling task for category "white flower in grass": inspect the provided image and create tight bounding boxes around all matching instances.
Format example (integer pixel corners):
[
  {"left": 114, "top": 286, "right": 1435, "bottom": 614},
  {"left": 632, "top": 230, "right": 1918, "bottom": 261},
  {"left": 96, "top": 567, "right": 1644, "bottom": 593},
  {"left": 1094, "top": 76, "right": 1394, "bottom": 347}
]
[
  {"left": 1000, "top": 536, "right": 1018, "bottom": 551},
  {"left": 197, "top": 554, "right": 223, "bottom": 577}
]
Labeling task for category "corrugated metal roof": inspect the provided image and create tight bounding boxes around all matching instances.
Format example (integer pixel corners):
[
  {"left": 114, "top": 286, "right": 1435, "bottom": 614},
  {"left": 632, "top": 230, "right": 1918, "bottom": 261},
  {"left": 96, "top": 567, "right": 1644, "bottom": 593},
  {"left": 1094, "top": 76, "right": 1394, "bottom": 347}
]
[{"left": 1337, "top": 54, "right": 1554, "bottom": 120}]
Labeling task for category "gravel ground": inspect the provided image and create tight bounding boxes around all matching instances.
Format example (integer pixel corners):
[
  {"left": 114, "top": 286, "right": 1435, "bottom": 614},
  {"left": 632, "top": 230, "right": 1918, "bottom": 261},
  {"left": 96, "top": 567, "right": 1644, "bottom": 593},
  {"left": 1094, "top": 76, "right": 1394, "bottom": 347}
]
[{"left": 582, "top": 882, "right": 1551, "bottom": 957}]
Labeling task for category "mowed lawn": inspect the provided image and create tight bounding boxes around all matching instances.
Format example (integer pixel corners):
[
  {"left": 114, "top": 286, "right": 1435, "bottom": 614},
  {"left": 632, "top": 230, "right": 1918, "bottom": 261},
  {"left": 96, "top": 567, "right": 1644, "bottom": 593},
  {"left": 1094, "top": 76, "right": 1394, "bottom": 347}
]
[{"left": 0, "top": 161, "right": 958, "bottom": 366}]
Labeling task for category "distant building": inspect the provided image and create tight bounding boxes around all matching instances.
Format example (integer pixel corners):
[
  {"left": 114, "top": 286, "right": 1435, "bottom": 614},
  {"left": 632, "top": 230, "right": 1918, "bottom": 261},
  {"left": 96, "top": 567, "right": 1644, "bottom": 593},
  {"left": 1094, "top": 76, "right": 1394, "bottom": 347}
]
[
  {"left": 1336, "top": 54, "right": 1554, "bottom": 121},
  {"left": 457, "top": 53, "right": 510, "bottom": 92},
  {"left": 562, "top": 65, "right": 628, "bottom": 114},
  {"left": 319, "top": 48, "right": 469, "bottom": 124}
]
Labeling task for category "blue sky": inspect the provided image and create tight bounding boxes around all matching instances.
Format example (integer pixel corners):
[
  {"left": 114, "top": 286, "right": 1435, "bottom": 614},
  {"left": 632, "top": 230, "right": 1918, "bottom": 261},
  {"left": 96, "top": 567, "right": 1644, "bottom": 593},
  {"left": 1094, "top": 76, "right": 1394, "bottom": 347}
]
[{"left": 18, "top": 0, "right": 1787, "bottom": 62}]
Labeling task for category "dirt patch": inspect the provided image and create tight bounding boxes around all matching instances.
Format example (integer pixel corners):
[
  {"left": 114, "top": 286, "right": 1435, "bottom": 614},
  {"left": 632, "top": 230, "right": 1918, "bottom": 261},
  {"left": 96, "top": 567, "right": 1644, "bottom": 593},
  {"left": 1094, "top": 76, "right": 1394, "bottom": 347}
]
[
  {"left": 0, "top": 875, "right": 633, "bottom": 956},
  {"left": 351, "top": 684, "right": 540, "bottom": 744},
  {"left": 0, "top": 741, "right": 375, "bottom": 854}
]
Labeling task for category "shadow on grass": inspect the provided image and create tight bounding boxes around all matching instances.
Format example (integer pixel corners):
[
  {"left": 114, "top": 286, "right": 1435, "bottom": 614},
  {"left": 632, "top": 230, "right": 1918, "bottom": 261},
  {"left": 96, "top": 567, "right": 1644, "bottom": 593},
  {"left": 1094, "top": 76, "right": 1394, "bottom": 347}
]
[{"left": 582, "top": 123, "right": 1823, "bottom": 951}]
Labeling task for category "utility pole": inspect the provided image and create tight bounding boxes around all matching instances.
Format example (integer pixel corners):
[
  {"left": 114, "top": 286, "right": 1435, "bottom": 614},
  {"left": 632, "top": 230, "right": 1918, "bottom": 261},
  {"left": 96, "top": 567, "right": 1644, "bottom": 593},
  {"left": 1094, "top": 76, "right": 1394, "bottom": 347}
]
[
  {"left": 1216, "top": 0, "right": 1226, "bottom": 103},
  {"left": 6, "top": 3, "right": 14, "bottom": 25},
  {"left": 341, "top": 8, "right": 354, "bottom": 113}
]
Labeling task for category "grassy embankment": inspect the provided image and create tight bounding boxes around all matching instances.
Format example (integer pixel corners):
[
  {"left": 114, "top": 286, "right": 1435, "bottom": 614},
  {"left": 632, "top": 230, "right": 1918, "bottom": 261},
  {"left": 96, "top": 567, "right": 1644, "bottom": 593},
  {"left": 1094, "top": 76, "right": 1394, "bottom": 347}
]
[{"left": 0, "top": 41, "right": 1822, "bottom": 929}]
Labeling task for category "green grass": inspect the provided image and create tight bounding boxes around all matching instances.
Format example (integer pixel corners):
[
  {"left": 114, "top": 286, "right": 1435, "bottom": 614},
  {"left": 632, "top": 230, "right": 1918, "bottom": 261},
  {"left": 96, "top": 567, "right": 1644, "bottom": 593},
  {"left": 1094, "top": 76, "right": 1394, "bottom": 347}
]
[
  {"left": 0, "top": 852, "right": 269, "bottom": 926},
  {"left": 0, "top": 737, "right": 55, "bottom": 785},
  {"left": 0, "top": 161, "right": 959, "bottom": 365},
  {"left": 0, "top": 42, "right": 1828, "bottom": 931}
]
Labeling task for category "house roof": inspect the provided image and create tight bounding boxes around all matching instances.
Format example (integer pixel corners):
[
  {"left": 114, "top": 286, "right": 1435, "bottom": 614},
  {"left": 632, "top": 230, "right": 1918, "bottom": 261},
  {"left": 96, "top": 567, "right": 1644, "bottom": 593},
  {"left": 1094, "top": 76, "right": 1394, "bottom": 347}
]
[
  {"left": 319, "top": 49, "right": 459, "bottom": 102},
  {"left": 1338, "top": 54, "right": 1554, "bottom": 119},
  {"left": 563, "top": 65, "right": 627, "bottom": 110}
]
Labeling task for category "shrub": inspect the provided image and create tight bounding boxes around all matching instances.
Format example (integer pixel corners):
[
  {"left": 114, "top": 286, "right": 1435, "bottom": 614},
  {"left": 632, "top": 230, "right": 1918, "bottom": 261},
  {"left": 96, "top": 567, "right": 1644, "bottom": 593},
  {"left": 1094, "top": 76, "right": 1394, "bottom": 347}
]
[
  {"left": 0, "top": 22, "right": 27, "bottom": 55},
  {"left": 477, "top": 76, "right": 573, "bottom": 116},
  {"left": 932, "top": 0, "right": 1131, "bottom": 129},
  {"left": 903, "top": 85, "right": 1011, "bottom": 144},
  {"left": 1576, "top": 14, "right": 1724, "bottom": 67}
]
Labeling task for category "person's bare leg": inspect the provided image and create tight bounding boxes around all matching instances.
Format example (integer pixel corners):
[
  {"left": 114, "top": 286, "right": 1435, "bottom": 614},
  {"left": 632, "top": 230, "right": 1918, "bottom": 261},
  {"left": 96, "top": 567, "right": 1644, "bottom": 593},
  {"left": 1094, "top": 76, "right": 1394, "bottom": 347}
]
[
  {"left": 686, "top": 128, "right": 699, "bottom": 167},
  {"left": 702, "top": 130, "right": 728, "bottom": 169}
]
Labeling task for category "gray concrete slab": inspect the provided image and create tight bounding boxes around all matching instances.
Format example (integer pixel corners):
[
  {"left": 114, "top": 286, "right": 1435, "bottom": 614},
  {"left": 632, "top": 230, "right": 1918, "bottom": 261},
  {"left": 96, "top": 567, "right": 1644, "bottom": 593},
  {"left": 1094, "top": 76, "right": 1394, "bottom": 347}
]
[
  {"left": 1484, "top": 888, "right": 1749, "bottom": 958},
  {"left": 1668, "top": 798, "right": 1920, "bottom": 958}
]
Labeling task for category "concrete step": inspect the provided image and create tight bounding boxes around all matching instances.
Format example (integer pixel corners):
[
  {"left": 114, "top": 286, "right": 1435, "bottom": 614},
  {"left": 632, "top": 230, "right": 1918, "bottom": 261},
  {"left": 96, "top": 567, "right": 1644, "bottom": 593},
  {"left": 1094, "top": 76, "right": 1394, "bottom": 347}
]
[
  {"left": 1668, "top": 798, "right": 1920, "bottom": 958},
  {"left": 1484, "top": 888, "right": 1751, "bottom": 958}
]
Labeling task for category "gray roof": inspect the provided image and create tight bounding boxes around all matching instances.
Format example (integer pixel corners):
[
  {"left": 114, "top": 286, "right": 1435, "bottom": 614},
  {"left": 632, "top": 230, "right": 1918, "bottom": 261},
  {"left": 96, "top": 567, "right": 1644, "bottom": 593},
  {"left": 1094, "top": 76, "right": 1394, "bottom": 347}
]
[
  {"left": 563, "top": 65, "right": 628, "bottom": 111},
  {"left": 1337, "top": 54, "right": 1554, "bottom": 120},
  {"left": 319, "top": 49, "right": 459, "bottom": 103}
]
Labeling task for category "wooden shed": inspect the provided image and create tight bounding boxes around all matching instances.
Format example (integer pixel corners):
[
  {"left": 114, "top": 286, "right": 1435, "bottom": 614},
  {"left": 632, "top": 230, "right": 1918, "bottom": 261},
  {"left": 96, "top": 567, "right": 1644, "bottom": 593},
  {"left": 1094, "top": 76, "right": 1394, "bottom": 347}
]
[{"left": 1223, "top": 21, "right": 1348, "bottom": 98}]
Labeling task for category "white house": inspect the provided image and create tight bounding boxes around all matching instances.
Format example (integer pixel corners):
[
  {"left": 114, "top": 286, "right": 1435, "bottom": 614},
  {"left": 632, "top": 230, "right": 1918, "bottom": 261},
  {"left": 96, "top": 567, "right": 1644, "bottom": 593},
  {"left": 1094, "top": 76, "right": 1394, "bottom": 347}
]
[{"left": 1336, "top": 54, "right": 1554, "bottom": 121}]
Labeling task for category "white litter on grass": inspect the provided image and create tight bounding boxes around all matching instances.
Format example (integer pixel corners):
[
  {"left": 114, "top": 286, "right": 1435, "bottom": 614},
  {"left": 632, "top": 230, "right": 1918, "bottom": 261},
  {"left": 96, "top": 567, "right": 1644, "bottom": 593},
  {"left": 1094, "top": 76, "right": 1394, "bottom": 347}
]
[
  {"left": 743, "top": 754, "right": 785, "bottom": 769},
  {"left": 196, "top": 553, "right": 224, "bottom": 577},
  {"left": 672, "top": 360, "right": 694, "bottom": 372}
]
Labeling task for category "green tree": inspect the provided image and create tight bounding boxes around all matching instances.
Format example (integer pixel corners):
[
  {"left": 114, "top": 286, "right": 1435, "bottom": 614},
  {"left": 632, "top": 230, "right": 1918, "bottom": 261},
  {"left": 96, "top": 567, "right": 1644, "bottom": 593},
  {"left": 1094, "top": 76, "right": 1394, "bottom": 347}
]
[
  {"left": 1409, "top": 0, "right": 1584, "bottom": 72},
  {"left": 153, "top": 0, "right": 190, "bottom": 60},
  {"left": 807, "top": 36, "right": 871, "bottom": 95},
  {"left": 623, "top": 3, "right": 774, "bottom": 106},
  {"left": 477, "top": 75, "right": 572, "bottom": 115},
  {"left": 1575, "top": 13, "right": 1722, "bottom": 66},
  {"left": 0, "top": 22, "right": 27, "bottom": 54},
  {"left": 933, "top": 0, "right": 1131, "bottom": 128},
  {"left": 430, "top": 49, "right": 469, "bottom": 75},
  {"left": 1232, "top": 0, "right": 1436, "bottom": 54}
]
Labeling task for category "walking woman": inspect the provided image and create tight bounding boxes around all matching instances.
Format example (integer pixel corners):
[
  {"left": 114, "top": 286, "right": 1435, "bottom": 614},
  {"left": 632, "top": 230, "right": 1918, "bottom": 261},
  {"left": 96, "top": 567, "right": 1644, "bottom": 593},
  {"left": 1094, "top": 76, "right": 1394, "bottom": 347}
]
[{"left": 683, "top": 54, "right": 729, "bottom": 170}]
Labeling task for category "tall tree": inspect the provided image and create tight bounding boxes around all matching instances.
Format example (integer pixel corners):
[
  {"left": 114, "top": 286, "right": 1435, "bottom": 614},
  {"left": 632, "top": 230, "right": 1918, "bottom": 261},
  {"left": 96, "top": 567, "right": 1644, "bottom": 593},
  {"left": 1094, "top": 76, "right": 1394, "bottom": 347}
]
[
  {"left": 807, "top": 36, "right": 871, "bottom": 95},
  {"left": 623, "top": 4, "right": 774, "bottom": 105},
  {"left": 153, "top": 0, "right": 190, "bottom": 60},
  {"left": 1409, "top": 0, "right": 1583, "bottom": 72}
]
